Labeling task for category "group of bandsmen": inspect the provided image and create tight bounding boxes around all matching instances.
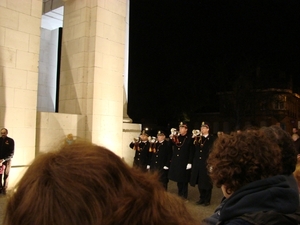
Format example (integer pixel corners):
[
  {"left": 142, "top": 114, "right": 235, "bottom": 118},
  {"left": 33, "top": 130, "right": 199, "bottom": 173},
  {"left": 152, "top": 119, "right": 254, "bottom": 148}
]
[{"left": 129, "top": 121, "right": 215, "bottom": 206}]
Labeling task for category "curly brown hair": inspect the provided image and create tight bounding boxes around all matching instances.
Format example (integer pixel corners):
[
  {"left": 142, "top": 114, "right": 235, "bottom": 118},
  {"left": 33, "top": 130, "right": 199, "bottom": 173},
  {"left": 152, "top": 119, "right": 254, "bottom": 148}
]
[{"left": 207, "top": 130, "right": 282, "bottom": 195}]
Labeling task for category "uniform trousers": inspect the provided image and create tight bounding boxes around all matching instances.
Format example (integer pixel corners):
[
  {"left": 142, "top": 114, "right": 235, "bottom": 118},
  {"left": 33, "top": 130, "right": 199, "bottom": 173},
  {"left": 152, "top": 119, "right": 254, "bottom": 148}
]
[
  {"left": 177, "top": 182, "right": 188, "bottom": 199},
  {"left": 0, "top": 160, "right": 11, "bottom": 192},
  {"left": 198, "top": 187, "right": 212, "bottom": 204}
]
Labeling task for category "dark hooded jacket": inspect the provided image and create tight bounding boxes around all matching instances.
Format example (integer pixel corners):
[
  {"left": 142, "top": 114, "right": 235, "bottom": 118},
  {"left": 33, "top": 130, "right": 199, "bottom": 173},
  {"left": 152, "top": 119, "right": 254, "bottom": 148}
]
[
  {"left": 202, "top": 175, "right": 300, "bottom": 225},
  {"left": 216, "top": 175, "right": 300, "bottom": 225}
]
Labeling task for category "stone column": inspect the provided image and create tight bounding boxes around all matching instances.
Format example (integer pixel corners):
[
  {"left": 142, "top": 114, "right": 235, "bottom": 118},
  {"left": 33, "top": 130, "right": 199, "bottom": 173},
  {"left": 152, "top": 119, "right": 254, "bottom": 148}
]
[
  {"left": 121, "top": 0, "right": 142, "bottom": 164},
  {"left": 123, "top": 0, "right": 132, "bottom": 123},
  {"left": 60, "top": 0, "right": 126, "bottom": 155},
  {"left": 0, "top": 1, "right": 42, "bottom": 186}
]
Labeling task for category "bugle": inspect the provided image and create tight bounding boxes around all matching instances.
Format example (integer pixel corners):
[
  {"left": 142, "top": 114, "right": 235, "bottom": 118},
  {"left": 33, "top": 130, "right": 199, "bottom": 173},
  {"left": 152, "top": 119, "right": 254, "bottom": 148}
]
[
  {"left": 170, "top": 128, "right": 179, "bottom": 144},
  {"left": 192, "top": 129, "right": 201, "bottom": 145},
  {"left": 148, "top": 136, "right": 157, "bottom": 153},
  {"left": 133, "top": 137, "right": 140, "bottom": 151}
]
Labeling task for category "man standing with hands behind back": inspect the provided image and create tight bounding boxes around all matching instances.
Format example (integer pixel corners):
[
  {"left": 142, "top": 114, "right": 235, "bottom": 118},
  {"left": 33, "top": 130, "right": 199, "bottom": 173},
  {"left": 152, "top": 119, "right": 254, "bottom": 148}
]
[{"left": 0, "top": 128, "right": 15, "bottom": 195}]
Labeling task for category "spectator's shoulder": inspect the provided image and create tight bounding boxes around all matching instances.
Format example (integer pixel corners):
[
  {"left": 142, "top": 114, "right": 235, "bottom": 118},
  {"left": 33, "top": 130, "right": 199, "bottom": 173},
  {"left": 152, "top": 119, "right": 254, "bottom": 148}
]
[{"left": 224, "top": 218, "right": 252, "bottom": 225}]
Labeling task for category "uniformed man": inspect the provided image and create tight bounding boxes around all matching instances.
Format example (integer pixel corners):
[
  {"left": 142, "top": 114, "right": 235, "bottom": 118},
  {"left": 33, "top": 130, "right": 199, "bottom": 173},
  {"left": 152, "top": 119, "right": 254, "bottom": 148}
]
[
  {"left": 0, "top": 128, "right": 15, "bottom": 195},
  {"left": 190, "top": 121, "right": 215, "bottom": 206},
  {"left": 168, "top": 122, "right": 194, "bottom": 200},
  {"left": 129, "top": 130, "right": 150, "bottom": 172},
  {"left": 149, "top": 130, "right": 172, "bottom": 190}
]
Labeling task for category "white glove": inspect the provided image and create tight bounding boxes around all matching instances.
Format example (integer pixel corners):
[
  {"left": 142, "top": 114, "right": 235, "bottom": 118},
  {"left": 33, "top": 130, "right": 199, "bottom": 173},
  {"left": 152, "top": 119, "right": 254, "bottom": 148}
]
[
  {"left": 146, "top": 165, "right": 150, "bottom": 170},
  {"left": 186, "top": 163, "right": 192, "bottom": 170},
  {"left": 163, "top": 166, "right": 169, "bottom": 170}
]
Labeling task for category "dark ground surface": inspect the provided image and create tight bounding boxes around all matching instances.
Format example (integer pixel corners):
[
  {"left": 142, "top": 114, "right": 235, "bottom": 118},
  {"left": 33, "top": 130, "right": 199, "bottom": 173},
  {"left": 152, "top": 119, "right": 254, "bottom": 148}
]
[
  {"left": 0, "top": 181, "right": 223, "bottom": 224},
  {"left": 168, "top": 180, "right": 224, "bottom": 222}
]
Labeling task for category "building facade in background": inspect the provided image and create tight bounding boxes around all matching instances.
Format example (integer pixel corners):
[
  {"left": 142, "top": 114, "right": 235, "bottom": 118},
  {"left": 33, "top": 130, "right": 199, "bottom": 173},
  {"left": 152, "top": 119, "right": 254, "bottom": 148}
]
[{"left": 192, "top": 88, "right": 300, "bottom": 135}]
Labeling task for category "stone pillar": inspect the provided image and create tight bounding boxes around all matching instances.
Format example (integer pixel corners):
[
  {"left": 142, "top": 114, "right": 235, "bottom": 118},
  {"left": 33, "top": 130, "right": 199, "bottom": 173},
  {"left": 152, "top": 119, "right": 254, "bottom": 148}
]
[
  {"left": 60, "top": 0, "right": 126, "bottom": 155},
  {"left": 121, "top": 0, "right": 141, "bottom": 164},
  {"left": 123, "top": 0, "right": 132, "bottom": 123},
  {"left": 0, "top": 1, "right": 42, "bottom": 186}
]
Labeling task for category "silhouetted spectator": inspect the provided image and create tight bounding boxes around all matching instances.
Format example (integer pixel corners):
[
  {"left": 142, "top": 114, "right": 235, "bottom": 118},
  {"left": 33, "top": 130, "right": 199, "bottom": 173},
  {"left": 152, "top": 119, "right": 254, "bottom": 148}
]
[{"left": 292, "top": 133, "right": 300, "bottom": 156}]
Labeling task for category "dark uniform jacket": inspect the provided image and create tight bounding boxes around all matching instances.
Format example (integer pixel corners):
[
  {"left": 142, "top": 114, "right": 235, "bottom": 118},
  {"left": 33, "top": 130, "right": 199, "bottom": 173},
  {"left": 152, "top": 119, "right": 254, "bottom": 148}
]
[
  {"left": 190, "top": 134, "right": 215, "bottom": 188},
  {"left": 150, "top": 140, "right": 172, "bottom": 185},
  {"left": 0, "top": 137, "right": 15, "bottom": 161},
  {"left": 168, "top": 134, "right": 194, "bottom": 182},
  {"left": 149, "top": 140, "right": 172, "bottom": 171},
  {"left": 129, "top": 141, "right": 150, "bottom": 171}
]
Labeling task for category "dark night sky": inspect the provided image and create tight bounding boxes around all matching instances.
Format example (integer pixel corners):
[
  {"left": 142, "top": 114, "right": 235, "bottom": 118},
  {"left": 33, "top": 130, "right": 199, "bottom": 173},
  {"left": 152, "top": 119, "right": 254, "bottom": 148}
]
[{"left": 128, "top": 0, "right": 300, "bottom": 126}]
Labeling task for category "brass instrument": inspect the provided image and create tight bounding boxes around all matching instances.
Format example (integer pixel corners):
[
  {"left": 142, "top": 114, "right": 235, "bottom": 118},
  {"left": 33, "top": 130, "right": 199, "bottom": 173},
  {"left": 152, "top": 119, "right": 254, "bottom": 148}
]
[
  {"left": 148, "top": 136, "right": 157, "bottom": 153},
  {"left": 192, "top": 129, "right": 201, "bottom": 145},
  {"left": 170, "top": 128, "right": 180, "bottom": 144},
  {"left": 133, "top": 137, "right": 140, "bottom": 151}
]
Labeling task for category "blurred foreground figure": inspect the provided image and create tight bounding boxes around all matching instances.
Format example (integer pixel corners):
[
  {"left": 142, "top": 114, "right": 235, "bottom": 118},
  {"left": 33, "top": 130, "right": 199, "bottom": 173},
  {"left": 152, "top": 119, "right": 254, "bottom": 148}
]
[
  {"left": 204, "top": 130, "right": 300, "bottom": 225},
  {"left": 3, "top": 142, "right": 198, "bottom": 225}
]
